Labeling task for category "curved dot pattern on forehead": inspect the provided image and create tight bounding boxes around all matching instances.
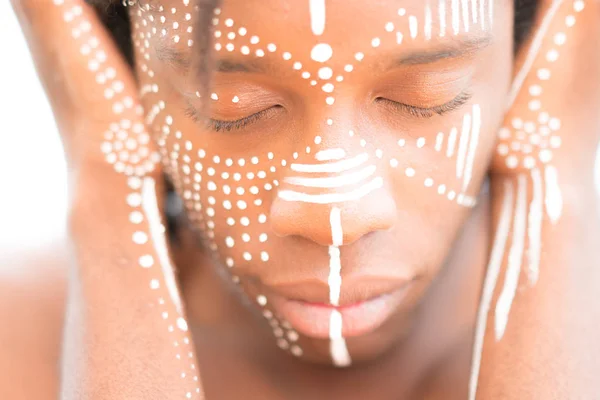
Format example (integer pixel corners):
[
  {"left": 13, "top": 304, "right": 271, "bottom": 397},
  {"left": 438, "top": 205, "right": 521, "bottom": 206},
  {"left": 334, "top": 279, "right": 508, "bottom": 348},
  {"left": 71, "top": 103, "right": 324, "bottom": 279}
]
[{"left": 53, "top": 0, "right": 201, "bottom": 397}]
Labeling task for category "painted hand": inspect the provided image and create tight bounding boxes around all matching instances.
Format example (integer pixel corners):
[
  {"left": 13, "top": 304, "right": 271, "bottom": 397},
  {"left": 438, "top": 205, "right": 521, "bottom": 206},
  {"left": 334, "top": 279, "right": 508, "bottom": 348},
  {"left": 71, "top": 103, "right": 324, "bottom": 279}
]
[
  {"left": 470, "top": 0, "right": 600, "bottom": 398},
  {"left": 11, "top": 0, "right": 204, "bottom": 398}
]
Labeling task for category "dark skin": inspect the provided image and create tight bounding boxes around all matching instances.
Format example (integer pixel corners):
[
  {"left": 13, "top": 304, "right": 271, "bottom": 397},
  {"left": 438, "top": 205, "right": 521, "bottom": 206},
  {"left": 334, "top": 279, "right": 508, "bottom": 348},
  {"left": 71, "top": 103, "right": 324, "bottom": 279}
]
[{"left": 4, "top": 0, "right": 600, "bottom": 399}]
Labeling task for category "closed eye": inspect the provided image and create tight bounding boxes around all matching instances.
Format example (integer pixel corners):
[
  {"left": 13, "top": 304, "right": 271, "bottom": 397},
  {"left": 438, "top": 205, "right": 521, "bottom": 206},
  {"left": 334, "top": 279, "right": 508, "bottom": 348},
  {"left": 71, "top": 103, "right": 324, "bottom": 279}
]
[
  {"left": 184, "top": 104, "right": 283, "bottom": 132},
  {"left": 376, "top": 90, "right": 473, "bottom": 118}
]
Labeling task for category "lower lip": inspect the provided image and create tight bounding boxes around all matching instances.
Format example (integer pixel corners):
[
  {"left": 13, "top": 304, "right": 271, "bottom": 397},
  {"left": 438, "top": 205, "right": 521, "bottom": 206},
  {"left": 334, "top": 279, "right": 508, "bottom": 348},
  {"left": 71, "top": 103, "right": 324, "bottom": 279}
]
[{"left": 269, "top": 287, "right": 410, "bottom": 339}]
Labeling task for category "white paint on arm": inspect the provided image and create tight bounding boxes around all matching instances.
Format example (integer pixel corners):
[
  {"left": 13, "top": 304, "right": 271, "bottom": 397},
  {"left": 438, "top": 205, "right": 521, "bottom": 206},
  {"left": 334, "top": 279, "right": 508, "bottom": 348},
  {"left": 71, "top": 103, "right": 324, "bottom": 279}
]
[
  {"left": 141, "top": 177, "right": 183, "bottom": 316},
  {"left": 468, "top": 178, "right": 515, "bottom": 400},
  {"left": 494, "top": 174, "right": 528, "bottom": 341},
  {"left": 505, "top": 0, "right": 565, "bottom": 110},
  {"left": 527, "top": 168, "right": 543, "bottom": 285},
  {"left": 544, "top": 165, "right": 563, "bottom": 224}
]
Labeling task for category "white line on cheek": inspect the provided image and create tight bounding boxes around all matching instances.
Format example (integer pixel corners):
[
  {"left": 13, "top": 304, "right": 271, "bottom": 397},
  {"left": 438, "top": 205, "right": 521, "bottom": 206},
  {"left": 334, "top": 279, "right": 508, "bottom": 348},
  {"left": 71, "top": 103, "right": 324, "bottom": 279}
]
[
  {"left": 544, "top": 165, "right": 563, "bottom": 224},
  {"left": 435, "top": 132, "right": 445, "bottom": 151},
  {"left": 468, "top": 179, "right": 514, "bottom": 400},
  {"left": 462, "top": 104, "right": 481, "bottom": 192},
  {"left": 452, "top": 0, "right": 461, "bottom": 35},
  {"left": 471, "top": 0, "right": 478, "bottom": 24},
  {"left": 461, "top": 0, "right": 471, "bottom": 32},
  {"left": 456, "top": 113, "right": 472, "bottom": 179},
  {"left": 494, "top": 174, "right": 528, "bottom": 341},
  {"left": 439, "top": 0, "right": 447, "bottom": 37},
  {"left": 141, "top": 177, "right": 184, "bottom": 316},
  {"left": 409, "top": 15, "right": 419, "bottom": 39},
  {"left": 309, "top": 0, "right": 326, "bottom": 35},
  {"left": 479, "top": 0, "right": 486, "bottom": 30},
  {"left": 424, "top": 3, "right": 433, "bottom": 40},
  {"left": 447, "top": 127, "right": 458, "bottom": 157},
  {"left": 527, "top": 168, "right": 543, "bottom": 285}
]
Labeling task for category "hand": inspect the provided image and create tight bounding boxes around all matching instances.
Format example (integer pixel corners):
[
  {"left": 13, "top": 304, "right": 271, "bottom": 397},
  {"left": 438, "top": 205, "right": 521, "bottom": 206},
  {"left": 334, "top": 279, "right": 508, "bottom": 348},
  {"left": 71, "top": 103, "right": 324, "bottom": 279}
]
[
  {"left": 470, "top": 1, "right": 600, "bottom": 398},
  {"left": 11, "top": 0, "right": 204, "bottom": 398}
]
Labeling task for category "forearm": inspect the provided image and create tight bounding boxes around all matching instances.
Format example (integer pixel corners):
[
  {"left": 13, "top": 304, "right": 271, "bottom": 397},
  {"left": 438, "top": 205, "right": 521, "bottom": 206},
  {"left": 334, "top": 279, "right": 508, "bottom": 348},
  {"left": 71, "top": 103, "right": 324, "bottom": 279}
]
[
  {"left": 61, "top": 165, "right": 202, "bottom": 399},
  {"left": 474, "top": 175, "right": 600, "bottom": 398}
]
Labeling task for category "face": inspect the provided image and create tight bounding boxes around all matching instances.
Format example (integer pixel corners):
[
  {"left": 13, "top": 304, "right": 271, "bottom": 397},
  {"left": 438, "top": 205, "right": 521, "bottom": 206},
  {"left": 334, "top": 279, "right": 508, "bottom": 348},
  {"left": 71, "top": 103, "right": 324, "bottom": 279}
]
[{"left": 129, "top": 0, "right": 513, "bottom": 365}]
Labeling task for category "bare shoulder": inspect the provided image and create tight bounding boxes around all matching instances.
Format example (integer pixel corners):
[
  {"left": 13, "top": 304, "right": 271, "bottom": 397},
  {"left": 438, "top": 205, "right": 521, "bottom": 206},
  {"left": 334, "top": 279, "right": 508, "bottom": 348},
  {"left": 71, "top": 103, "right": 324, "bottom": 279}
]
[{"left": 0, "top": 240, "right": 67, "bottom": 399}]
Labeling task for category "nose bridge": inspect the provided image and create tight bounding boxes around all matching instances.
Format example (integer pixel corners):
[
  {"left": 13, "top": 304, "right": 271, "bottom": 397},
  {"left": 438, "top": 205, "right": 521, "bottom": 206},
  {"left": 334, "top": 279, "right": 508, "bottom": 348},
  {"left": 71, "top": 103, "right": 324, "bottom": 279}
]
[{"left": 269, "top": 130, "right": 397, "bottom": 246}]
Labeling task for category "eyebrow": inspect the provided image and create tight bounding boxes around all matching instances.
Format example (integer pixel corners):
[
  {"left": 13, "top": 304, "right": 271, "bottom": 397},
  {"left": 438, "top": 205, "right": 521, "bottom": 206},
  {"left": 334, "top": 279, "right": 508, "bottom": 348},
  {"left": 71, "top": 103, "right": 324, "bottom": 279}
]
[
  {"left": 394, "top": 33, "right": 494, "bottom": 66},
  {"left": 156, "top": 32, "right": 494, "bottom": 75}
]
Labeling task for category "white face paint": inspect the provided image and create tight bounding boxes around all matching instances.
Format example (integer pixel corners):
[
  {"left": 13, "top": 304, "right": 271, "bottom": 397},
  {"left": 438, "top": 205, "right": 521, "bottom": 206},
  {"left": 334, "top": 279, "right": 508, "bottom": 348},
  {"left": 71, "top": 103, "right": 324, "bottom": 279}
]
[
  {"left": 469, "top": 2, "right": 585, "bottom": 399},
  {"left": 129, "top": 0, "right": 497, "bottom": 369}
]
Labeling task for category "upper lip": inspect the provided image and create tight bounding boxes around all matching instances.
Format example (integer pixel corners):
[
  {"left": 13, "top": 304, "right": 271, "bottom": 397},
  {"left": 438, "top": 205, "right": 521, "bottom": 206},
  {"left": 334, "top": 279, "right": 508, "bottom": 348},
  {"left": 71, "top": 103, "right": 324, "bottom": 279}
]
[{"left": 263, "top": 275, "right": 415, "bottom": 307}]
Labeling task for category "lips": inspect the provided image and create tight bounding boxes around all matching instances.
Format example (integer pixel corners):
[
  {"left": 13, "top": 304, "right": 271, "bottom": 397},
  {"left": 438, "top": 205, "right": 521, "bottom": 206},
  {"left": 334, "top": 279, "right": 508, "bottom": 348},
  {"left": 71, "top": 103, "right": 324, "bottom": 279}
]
[{"left": 263, "top": 277, "right": 414, "bottom": 339}]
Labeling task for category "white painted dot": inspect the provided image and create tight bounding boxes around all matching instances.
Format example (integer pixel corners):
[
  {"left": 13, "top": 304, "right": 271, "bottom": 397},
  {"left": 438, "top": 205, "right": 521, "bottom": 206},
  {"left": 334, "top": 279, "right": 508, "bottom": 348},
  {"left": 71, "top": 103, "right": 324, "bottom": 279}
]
[
  {"left": 310, "top": 43, "right": 333, "bottom": 63},
  {"left": 139, "top": 255, "right": 154, "bottom": 268},
  {"left": 537, "top": 68, "right": 551, "bottom": 80},
  {"left": 259, "top": 233, "right": 268, "bottom": 242},
  {"left": 539, "top": 149, "right": 553, "bottom": 163},
  {"left": 283, "top": 52, "right": 292, "bottom": 60},
  {"left": 528, "top": 100, "right": 541, "bottom": 111},
  {"left": 565, "top": 15, "right": 576, "bottom": 27},
  {"left": 318, "top": 67, "right": 333, "bottom": 80},
  {"left": 389, "top": 158, "right": 398, "bottom": 168},
  {"left": 232, "top": 96, "right": 240, "bottom": 103},
  {"left": 424, "top": 178, "right": 434, "bottom": 187},
  {"left": 385, "top": 22, "right": 395, "bottom": 32},
  {"left": 261, "top": 251, "right": 269, "bottom": 262},
  {"left": 546, "top": 49, "right": 559, "bottom": 62},
  {"left": 549, "top": 118, "right": 561, "bottom": 131},
  {"left": 574, "top": 1, "right": 584, "bottom": 12},
  {"left": 177, "top": 317, "right": 188, "bottom": 331},
  {"left": 344, "top": 64, "right": 354, "bottom": 72},
  {"left": 371, "top": 37, "right": 381, "bottom": 47},
  {"left": 257, "top": 295, "right": 267, "bottom": 306},
  {"left": 225, "top": 237, "right": 235, "bottom": 248},
  {"left": 416, "top": 138, "right": 426, "bottom": 148},
  {"left": 150, "top": 279, "right": 160, "bottom": 289},
  {"left": 322, "top": 83, "right": 334, "bottom": 93},
  {"left": 354, "top": 52, "right": 364, "bottom": 61},
  {"left": 554, "top": 32, "right": 566, "bottom": 45},
  {"left": 506, "top": 155, "right": 519, "bottom": 169},
  {"left": 133, "top": 231, "right": 148, "bottom": 244},
  {"left": 529, "top": 85, "right": 542, "bottom": 96},
  {"left": 243, "top": 252, "right": 252, "bottom": 261},
  {"left": 326, "top": 97, "right": 335, "bottom": 105},
  {"left": 405, "top": 168, "right": 415, "bottom": 177}
]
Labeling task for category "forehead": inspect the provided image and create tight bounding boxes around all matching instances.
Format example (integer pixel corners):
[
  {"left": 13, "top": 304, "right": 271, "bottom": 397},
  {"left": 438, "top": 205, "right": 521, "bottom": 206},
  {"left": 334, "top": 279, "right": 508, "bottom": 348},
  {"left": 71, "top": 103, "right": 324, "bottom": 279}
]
[{"left": 154, "top": 0, "right": 509, "bottom": 61}]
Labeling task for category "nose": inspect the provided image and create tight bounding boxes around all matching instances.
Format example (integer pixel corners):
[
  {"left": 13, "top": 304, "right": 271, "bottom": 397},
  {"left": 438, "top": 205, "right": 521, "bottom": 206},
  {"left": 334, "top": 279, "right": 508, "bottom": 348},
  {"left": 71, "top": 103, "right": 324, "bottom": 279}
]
[{"left": 269, "top": 151, "right": 397, "bottom": 246}]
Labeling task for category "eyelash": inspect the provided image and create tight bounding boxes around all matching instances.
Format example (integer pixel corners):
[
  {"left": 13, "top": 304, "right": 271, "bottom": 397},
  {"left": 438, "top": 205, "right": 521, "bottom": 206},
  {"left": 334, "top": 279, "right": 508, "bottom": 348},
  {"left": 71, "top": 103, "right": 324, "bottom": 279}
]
[
  {"left": 376, "top": 90, "right": 473, "bottom": 118},
  {"left": 188, "top": 90, "right": 473, "bottom": 132}
]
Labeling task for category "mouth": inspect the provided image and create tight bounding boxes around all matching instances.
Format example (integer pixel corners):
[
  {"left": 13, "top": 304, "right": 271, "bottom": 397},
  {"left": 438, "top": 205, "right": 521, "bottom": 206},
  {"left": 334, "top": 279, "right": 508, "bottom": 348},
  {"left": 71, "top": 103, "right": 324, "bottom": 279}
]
[{"left": 265, "top": 279, "right": 413, "bottom": 339}]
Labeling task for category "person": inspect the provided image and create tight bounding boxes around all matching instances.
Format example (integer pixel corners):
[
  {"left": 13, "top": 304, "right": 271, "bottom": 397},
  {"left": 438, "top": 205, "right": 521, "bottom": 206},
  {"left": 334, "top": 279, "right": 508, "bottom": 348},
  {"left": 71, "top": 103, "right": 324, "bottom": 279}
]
[{"left": 3, "top": 0, "right": 600, "bottom": 398}]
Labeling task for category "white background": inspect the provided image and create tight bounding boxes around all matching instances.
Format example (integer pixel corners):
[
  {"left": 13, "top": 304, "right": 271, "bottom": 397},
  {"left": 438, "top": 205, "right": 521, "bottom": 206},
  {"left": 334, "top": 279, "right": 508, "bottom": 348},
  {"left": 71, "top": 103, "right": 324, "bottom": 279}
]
[{"left": 0, "top": 3, "right": 68, "bottom": 256}]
